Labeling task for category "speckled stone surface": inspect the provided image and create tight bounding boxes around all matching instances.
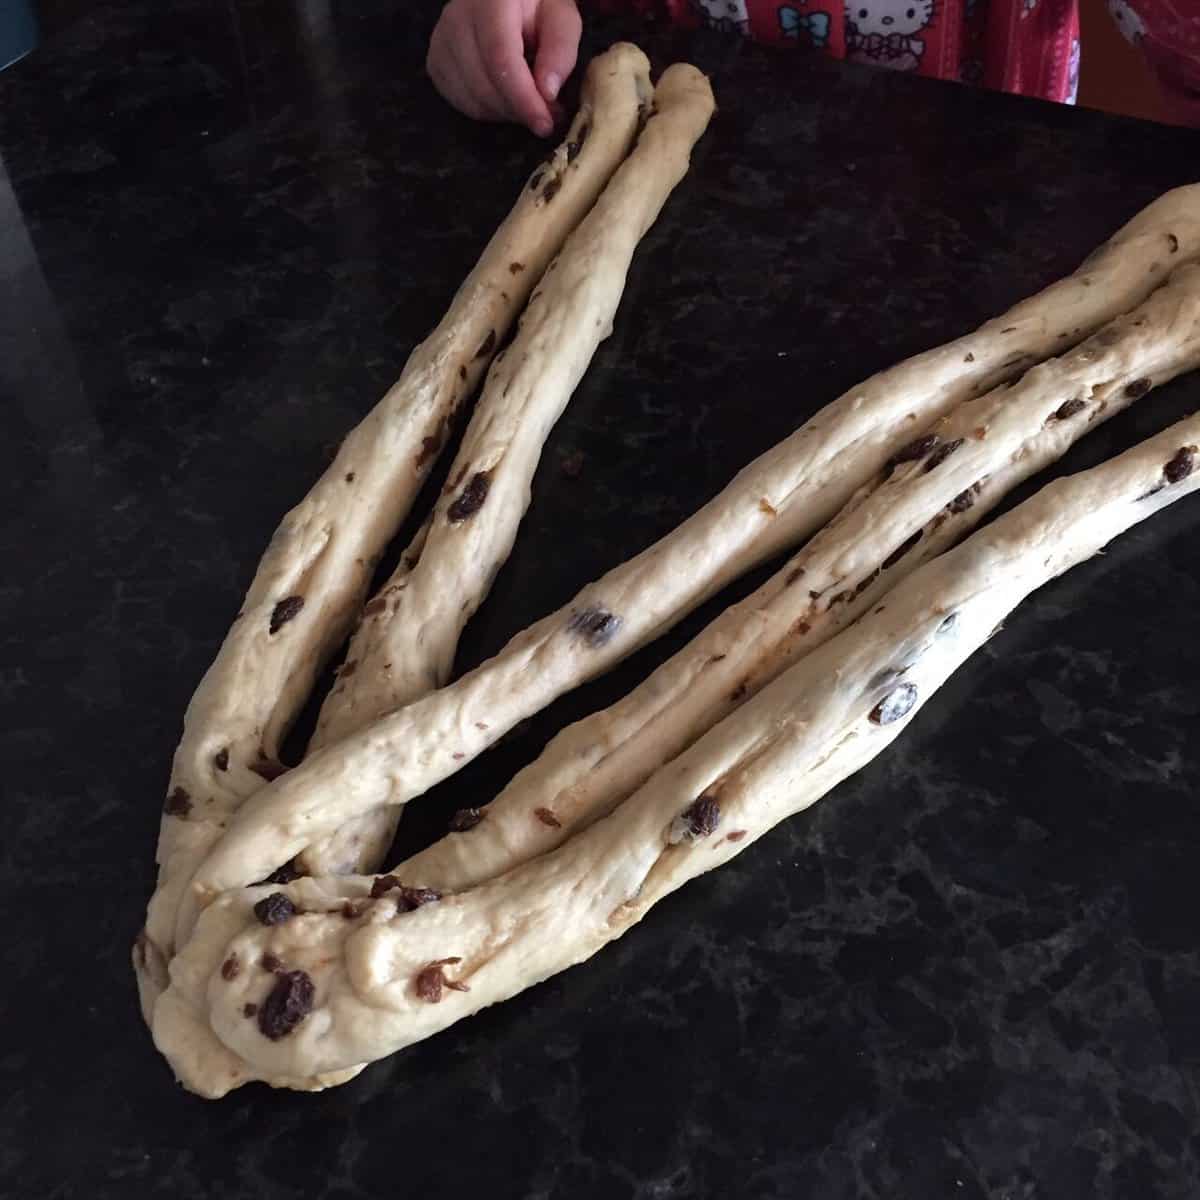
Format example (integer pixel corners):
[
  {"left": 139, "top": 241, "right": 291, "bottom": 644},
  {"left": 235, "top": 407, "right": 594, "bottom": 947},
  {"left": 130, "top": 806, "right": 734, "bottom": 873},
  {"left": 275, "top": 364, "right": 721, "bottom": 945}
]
[{"left": 3, "top": 2, "right": 1200, "bottom": 1197}]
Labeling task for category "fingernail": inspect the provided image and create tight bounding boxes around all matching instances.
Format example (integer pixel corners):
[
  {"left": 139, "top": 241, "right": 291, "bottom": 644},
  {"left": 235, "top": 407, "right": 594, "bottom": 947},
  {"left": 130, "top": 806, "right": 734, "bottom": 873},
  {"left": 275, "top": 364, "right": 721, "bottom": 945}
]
[{"left": 543, "top": 71, "right": 562, "bottom": 100}]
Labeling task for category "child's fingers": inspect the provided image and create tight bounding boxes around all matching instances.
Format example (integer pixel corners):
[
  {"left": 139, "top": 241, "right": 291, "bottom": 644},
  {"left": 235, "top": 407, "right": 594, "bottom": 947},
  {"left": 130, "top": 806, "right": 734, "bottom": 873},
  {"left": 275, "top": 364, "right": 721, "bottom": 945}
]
[
  {"left": 427, "top": 8, "right": 508, "bottom": 122},
  {"left": 458, "top": 19, "right": 519, "bottom": 120},
  {"left": 475, "top": 2, "right": 555, "bottom": 135},
  {"left": 531, "top": 0, "right": 582, "bottom": 105}
]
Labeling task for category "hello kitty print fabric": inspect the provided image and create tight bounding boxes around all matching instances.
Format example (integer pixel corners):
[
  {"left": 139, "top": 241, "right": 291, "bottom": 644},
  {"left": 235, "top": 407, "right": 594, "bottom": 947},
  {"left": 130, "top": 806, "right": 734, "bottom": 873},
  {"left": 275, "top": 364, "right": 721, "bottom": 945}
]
[{"left": 589, "top": 0, "right": 1193, "bottom": 111}]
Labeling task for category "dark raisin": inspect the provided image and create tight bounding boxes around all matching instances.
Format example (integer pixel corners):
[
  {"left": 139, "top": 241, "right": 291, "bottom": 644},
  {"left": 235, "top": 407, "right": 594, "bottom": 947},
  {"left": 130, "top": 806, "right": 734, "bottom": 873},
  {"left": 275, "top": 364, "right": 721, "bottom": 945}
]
[
  {"left": 534, "top": 807, "right": 562, "bottom": 828},
  {"left": 509, "top": 261, "right": 524, "bottom": 274},
  {"left": 786, "top": 566, "right": 805, "bottom": 585},
  {"left": 254, "top": 893, "right": 297, "bottom": 926},
  {"left": 214, "top": 748, "right": 229, "bottom": 772},
  {"left": 888, "top": 434, "right": 939, "bottom": 470},
  {"left": 1168, "top": 233, "right": 1179, "bottom": 253},
  {"left": 369, "top": 875, "right": 442, "bottom": 910},
  {"left": 243, "top": 1003, "right": 258, "bottom": 1018},
  {"left": 566, "top": 119, "right": 590, "bottom": 161},
  {"left": 474, "top": 330, "right": 496, "bottom": 360},
  {"left": 258, "top": 969, "right": 315, "bottom": 1039},
  {"left": 683, "top": 793, "right": 721, "bottom": 838},
  {"left": 963, "top": 352, "right": 975, "bottom": 363},
  {"left": 542, "top": 175, "right": 563, "bottom": 202},
  {"left": 726, "top": 830, "right": 747, "bottom": 843},
  {"left": 1164, "top": 446, "right": 1196, "bottom": 484},
  {"left": 269, "top": 596, "right": 304, "bottom": 634},
  {"left": 416, "top": 432, "right": 442, "bottom": 467},
  {"left": 459, "top": 364, "right": 467, "bottom": 381},
  {"left": 882, "top": 530, "right": 923, "bottom": 570},
  {"left": 451, "top": 807, "right": 484, "bottom": 832},
  {"left": 791, "top": 618, "right": 812, "bottom": 636},
  {"left": 567, "top": 607, "right": 621, "bottom": 647},
  {"left": 164, "top": 787, "right": 192, "bottom": 817},
  {"left": 447, "top": 471, "right": 491, "bottom": 523},
  {"left": 415, "top": 958, "right": 465, "bottom": 1003},
  {"left": 870, "top": 682, "right": 919, "bottom": 725},
  {"left": 1054, "top": 398, "right": 1086, "bottom": 420},
  {"left": 261, "top": 953, "right": 282, "bottom": 973},
  {"left": 1000, "top": 326, "right": 1017, "bottom": 334},
  {"left": 341, "top": 900, "right": 367, "bottom": 919},
  {"left": 729, "top": 682, "right": 748, "bottom": 702},
  {"left": 759, "top": 497, "right": 778, "bottom": 516},
  {"left": 1124, "top": 377, "right": 1153, "bottom": 399},
  {"left": 221, "top": 954, "right": 241, "bottom": 981},
  {"left": 339, "top": 659, "right": 358, "bottom": 678},
  {"left": 345, "top": 472, "right": 356, "bottom": 483},
  {"left": 923, "top": 438, "right": 964, "bottom": 472},
  {"left": 948, "top": 488, "right": 976, "bottom": 514}
]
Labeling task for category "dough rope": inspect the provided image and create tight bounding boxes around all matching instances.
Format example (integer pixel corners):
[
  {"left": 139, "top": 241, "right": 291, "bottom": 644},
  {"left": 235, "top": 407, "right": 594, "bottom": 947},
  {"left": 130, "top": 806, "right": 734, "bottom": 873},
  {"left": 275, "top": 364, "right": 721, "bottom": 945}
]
[
  {"left": 135, "top": 42, "right": 654, "bottom": 1020},
  {"left": 180, "top": 188, "right": 1200, "bottom": 923},
  {"left": 299, "top": 63, "right": 717, "bottom": 878},
  {"left": 392, "top": 262, "right": 1200, "bottom": 891},
  {"left": 159, "top": 413, "right": 1200, "bottom": 1094}
]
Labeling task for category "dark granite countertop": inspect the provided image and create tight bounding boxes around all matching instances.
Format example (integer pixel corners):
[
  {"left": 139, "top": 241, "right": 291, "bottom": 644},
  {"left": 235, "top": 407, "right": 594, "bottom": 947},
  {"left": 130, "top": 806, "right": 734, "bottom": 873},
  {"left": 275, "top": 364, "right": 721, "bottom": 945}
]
[{"left": 4, "top": 2, "right": 1200, "bottom": 1196}]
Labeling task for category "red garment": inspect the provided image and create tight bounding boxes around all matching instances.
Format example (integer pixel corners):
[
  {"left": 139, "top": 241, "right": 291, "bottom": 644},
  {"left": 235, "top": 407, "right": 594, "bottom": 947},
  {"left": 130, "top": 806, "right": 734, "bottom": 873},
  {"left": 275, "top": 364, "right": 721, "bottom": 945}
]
[{"left": 590, "top": 0, "right": 1197, "bottom": 114}]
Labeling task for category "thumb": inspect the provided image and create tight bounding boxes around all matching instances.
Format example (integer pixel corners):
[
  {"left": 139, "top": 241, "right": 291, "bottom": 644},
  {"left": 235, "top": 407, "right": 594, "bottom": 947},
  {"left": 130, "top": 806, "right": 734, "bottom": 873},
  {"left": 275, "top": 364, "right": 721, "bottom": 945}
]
[{"left": 531, "top": 0, "right": 582, "bottom": 105}]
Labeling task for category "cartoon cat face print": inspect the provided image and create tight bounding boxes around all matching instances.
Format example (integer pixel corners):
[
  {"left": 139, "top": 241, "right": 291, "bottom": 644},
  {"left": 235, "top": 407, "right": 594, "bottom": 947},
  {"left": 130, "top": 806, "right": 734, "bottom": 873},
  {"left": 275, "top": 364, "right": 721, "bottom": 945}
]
[
  {"left": 694, "top": 0, "right": 751, "bottom": 32},
  {"left": 846, "top": 0, "right": 935, "bottom": 37},
  {"left": 1106, "top": 0, "right": 1145, "bottom": 43}
]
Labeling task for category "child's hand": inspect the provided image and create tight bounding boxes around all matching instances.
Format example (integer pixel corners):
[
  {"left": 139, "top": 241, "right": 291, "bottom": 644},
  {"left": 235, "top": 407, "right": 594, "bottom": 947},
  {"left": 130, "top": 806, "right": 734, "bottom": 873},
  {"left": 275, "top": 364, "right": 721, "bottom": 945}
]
[{"left": 427, "top": 0, "right": 583, "bottom": 137}]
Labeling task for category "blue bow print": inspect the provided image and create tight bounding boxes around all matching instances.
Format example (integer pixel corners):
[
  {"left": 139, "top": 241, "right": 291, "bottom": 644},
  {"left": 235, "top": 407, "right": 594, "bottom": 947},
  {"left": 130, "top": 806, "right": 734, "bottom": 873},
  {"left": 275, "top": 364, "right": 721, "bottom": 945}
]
[{"left": 779, "top": 5, "right": 831, "bottom": 48}]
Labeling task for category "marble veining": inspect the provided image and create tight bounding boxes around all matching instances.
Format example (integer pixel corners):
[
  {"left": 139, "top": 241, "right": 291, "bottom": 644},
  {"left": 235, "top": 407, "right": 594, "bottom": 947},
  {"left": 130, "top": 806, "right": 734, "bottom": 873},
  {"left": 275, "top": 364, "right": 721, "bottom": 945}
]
[{"left": 2, "top": 2, "right": 1200, "bottom": 1196}]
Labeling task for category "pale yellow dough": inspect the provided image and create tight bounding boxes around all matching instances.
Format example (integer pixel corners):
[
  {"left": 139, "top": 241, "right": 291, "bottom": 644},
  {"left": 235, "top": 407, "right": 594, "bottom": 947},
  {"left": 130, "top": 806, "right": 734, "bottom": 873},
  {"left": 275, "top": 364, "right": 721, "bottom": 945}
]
[{"left": 136, "top": 42, "right": 654, "bottom": 1022}]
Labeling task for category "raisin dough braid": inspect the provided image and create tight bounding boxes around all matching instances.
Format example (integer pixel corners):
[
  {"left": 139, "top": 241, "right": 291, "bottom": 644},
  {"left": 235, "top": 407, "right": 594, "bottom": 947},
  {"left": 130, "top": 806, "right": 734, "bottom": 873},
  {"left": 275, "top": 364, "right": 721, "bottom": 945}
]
[
  {"left": 180, "top": 188, "right": 1200, "bottom": 924},
  {"left": 159, "top": 413, "right": 1200, "bottom": 1094},
  {"left": 136, "top": 43, "right": 653, "bottom": 1020},
  {"left": 299, "top": 63, "right": 717, "bottom": 877},
  {"left": 393, "top": 261, "right": 1200, "bottom": 891}
]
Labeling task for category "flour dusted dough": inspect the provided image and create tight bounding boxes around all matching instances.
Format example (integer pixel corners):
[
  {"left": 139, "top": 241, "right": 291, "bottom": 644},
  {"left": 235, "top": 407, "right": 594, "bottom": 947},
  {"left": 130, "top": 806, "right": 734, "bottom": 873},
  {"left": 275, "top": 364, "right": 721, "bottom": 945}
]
[
  {"left": 163, "top": 414, "right": 1200, "bottom": 1091},
  {"left": 180, "top": 188, "right": 1200, "bottom": 920},
  {"left": 135, "top": 43, "right": 653, "bottom": 1020},
  {"left": 299, "top": 64, "right": 717, "bottom": 878},
  {"left": 393, "top": 261, "right": 1200, "bottom": 890}
]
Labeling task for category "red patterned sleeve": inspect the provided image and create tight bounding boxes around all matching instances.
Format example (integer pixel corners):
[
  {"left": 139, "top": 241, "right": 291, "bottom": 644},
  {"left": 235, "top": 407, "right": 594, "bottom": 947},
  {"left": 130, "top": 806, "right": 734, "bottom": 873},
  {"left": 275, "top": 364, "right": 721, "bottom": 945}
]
[{"left": 1115, "top": 0, "right": 1200, "bottom": 125}]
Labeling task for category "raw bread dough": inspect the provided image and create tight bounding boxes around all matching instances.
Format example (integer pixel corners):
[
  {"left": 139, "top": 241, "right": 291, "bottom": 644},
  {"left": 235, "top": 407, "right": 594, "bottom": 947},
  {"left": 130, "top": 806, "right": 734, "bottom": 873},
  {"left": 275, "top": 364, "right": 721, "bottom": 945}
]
[
  {"left": 393, "top": 262, "right": 1200, "bottom": 891},
  {"left": 299, "top": 63, "right": 717, "bottom": 878},
  {"left": 181, "top": 188, "right": 1200, "bottom": 919},
  {"left": 136, "top": 43, "right": 653, "bottom": 1022},
  {"left": 161, "top": 412, "right": 1200, "bottom": 1092}
]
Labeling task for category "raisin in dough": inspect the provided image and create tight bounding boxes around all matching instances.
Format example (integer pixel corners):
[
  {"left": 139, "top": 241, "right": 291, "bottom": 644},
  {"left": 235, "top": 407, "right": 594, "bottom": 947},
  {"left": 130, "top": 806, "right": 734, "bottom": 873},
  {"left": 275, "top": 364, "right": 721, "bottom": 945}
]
[
  {"left": 178, "top": 188, "right": 1200, "bottom": 924},
  {"left": 162, "top": 414, "right": 1200, "bottom": 1091},
  {"left": 135, "top": 42, "right": 653, "bottom": 1022},
  {"left": 299, "top": 63, "right": 717, "bottom": 878},
  {"left": 392, "top": 261, "right": 1200, "bottom": 890}
]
